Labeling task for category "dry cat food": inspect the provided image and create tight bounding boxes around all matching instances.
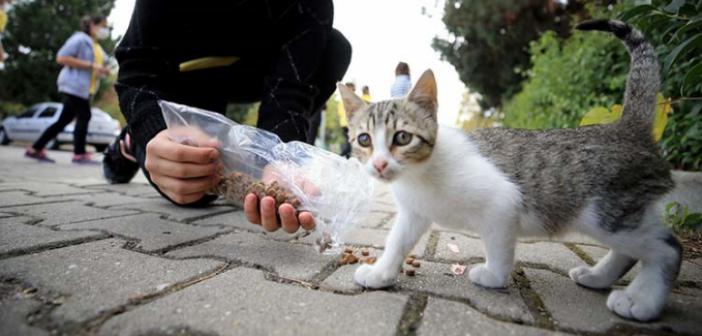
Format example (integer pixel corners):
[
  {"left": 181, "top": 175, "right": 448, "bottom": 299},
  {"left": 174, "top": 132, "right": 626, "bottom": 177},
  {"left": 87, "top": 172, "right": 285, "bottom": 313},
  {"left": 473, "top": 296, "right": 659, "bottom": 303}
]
[
  {"left": 361, "top": 248, "right": 369, "bottom": 256},
  {"left": 405, "top": 257, "right": 415, "bottom": 265},
  {"left": 362, "top": 256, "right": 377, "bottom": 265},
  {"left": 405, "top": 269, "right": 416, "bottom": 277},
  {"left": 212, "top": 172, "right": 302, "bottom": 209},
  {"left": 411, "top": 260, "right": 421, "bottom": 268},
  {"left": 339, "top": 252, "right": 359, "bottom": 265}
]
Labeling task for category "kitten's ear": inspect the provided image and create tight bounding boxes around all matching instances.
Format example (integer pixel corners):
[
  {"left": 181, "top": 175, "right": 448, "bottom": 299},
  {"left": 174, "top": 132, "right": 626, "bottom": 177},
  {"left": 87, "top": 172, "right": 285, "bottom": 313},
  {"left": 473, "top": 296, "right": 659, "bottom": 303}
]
[
  {"left": 408, "top": 70, "right": 438, "bottom": 115},
  {"left": 337, "top": 83, "right": 366, "bottom": 118}
]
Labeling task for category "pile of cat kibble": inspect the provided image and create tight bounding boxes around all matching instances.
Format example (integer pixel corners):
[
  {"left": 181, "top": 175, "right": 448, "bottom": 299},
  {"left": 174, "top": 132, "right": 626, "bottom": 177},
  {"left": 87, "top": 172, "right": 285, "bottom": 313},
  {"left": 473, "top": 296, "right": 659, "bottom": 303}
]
[
  {"left": 212, "top": 171, "right": 302, "bottom": 209},
  {"left": 339, "top": 248, "right": 376, "bottom": 265}
]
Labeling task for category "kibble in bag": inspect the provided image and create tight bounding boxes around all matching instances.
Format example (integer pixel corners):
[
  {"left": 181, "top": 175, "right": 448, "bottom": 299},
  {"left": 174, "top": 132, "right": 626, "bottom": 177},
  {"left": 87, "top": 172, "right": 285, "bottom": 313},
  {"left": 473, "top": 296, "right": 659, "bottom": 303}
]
[{"left": 159, "top": 100, "right": 374, "bottom": 253}]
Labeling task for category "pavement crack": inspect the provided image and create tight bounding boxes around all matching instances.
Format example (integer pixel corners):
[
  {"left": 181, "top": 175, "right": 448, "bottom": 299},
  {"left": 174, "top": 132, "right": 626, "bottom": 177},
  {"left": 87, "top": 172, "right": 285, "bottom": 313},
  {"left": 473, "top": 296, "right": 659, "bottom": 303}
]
[
  {"left": 564, "top": 242, "right": 595, "bottom": 266},
  {"left": 395, "top": 293, "right": 428, "bottom": 336},
  {"left": 512, "top": 265, "right": 555, "bottom": 330},
  {"left": 0, "top": 234, "right": 111, "bottom": 260}
]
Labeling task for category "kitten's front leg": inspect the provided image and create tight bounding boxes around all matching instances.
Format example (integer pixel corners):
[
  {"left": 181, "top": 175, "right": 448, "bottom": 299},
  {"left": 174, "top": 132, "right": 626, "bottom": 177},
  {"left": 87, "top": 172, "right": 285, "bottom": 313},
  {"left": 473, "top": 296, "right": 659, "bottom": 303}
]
[
  {"left": 354, "top": 210, "right": 431, "bottom": 288},
  {"left": 469, "top": 211, "right": 518, "bottom": 288}
]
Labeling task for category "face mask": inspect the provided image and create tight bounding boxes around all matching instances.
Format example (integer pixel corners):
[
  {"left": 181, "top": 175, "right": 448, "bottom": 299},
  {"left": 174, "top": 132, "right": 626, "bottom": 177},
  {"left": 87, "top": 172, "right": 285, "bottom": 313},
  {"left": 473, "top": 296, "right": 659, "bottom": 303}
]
[{"left": 96, "top": 27, "right": 110, "bottom": 40}]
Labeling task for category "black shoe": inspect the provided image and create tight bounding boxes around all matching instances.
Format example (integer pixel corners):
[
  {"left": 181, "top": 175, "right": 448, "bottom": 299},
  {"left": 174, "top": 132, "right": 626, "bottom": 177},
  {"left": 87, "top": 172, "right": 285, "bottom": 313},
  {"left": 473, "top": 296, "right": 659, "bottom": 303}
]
[{"left": 102, "top": 128, "right": 139, "bottom": 184}]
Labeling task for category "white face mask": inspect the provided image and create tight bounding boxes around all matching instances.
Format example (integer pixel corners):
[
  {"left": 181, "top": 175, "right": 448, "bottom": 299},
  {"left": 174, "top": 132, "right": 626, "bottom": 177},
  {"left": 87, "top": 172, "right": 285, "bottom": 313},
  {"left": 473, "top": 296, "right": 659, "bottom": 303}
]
[{"left": 95, "top": 27, "right": 110, "bottom": 40}]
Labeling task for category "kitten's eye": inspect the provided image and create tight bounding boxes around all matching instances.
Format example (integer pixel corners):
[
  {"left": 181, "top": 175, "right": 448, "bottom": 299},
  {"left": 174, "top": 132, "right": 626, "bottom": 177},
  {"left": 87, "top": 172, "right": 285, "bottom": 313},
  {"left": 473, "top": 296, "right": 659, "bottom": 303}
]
[
  {"left": 393, "top": 131, "right": 413, "bottom": 146},
  {"left": 357, "top": 133, "right": 372, "bottom": 147}
]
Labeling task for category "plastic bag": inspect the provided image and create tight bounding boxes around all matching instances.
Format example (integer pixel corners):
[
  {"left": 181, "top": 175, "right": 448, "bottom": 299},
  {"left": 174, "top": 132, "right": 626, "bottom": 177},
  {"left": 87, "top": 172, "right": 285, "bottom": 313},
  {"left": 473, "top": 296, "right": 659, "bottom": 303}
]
[{"left": 159, "top": 100, "right": 374, "bottom": 253}]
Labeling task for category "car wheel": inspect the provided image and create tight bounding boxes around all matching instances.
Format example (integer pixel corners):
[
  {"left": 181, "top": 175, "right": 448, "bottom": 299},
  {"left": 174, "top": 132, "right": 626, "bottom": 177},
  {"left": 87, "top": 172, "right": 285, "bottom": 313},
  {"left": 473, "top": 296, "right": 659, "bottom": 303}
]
[
  {"left": 47, "top": 138, "right": 60, "bottom": 150},
  {"left": 94, "top": 144, "right": 108, "bottom": 153},
  {"left": 0, "top": 127, "right": 11, "bottom": 145}
]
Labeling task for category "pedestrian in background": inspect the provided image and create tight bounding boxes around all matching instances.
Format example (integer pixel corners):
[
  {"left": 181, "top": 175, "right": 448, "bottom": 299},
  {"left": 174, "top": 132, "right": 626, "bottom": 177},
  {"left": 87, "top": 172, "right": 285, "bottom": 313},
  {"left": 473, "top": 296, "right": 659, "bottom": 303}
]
[
  {"left": 361, "top": 85, "right": 372, "bottom": 103},
  {"left": 337, "top": 82, "right": 355, "bottom": 158},
  {"left": 0, "top": 0, "right": 11, "bottom": 65},
  {"left": 25, "top": 14, "right": 110, "bottom": 163},
  {"left": 390, "top": 61, "right": 411, "bottom": 98}
]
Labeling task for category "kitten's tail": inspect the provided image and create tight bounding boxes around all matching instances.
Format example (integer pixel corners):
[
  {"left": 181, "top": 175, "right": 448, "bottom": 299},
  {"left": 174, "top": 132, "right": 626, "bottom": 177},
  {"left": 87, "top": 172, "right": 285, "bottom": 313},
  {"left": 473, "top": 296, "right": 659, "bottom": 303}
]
[{"left": 576, "top": 19, "right": 659, "bottom": 138}]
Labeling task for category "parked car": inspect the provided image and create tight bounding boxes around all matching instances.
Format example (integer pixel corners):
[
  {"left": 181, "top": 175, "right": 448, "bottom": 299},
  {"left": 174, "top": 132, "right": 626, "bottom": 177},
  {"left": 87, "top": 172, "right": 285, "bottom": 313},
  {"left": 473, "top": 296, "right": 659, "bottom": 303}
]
[{"left": 0, "top": 102, "right": 121, "bottom": 152}]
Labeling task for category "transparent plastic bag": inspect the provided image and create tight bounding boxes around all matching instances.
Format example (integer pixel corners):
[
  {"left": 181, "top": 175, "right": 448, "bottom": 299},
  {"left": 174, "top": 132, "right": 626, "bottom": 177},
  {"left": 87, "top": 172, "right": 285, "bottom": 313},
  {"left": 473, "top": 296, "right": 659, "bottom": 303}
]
[{"left": 159, "top": 100, "right": 374, "bottom": 253}]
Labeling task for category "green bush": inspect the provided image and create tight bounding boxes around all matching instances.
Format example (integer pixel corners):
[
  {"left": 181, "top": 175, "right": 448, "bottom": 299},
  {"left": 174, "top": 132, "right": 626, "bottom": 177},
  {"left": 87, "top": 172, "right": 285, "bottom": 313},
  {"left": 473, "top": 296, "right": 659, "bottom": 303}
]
[
  {"left": 0, "top": 101, "right": 27, "bottom": 120},
  {"left": 503, "top": 1, "right": 701, "bottom": 171},
  {"left": 622, "top": 0, "right": 702, "bottom": 171},
  {"left": 502, "top": 29, "right": 628, "bottom": 129}
]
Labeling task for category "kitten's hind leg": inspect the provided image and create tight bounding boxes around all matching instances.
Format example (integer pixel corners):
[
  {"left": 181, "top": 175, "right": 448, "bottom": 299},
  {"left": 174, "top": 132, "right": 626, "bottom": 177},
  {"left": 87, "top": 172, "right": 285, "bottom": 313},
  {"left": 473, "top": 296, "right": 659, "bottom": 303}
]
[
  {"left": 354, "top": 210, "right": 431, "bottom": 289},
  {"left": 606, "top": 230, "right": 681, "bottom": 321},
  {"left": 569, "top": 250, "right": 637, "bottom": 289}
]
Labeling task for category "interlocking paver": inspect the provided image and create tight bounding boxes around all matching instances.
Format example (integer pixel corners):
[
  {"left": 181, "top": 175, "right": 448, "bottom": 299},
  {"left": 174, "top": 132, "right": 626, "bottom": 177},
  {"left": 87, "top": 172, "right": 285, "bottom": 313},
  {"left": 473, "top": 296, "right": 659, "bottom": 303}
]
[
  {"left": 418, "top": 297, "right": 557, "bottom": 336},
  {"left": 0, "top": 216, "right": 106, "bottom": 256},
  {"left": 112, "top": 199, "right": 236, "bottom": 222},
  {"left": 167, "top": 231, "right": 338, "bottom": 281},
  {"left": 0, "top": 239, "right": 224, "bottom": 326},
  {"left": 524, "top": 268, "right": 702, "bottom": 334},
  {"left": 58, "top": 213, "right": 228, "bottom": 252},
  {"left": 0, "top": 181, "right": 92, "bottom": 197},
  {"left": 322, "top": 260, "right": 533, "bottom": 323},
  {"left": 0, "top": 295, "right": 49, "bottom": 336},
  {"left": 99, "top": 267, "right": 407, "bottom": 336},
  {"left": 2, "top": 202, "right": 137, "bottom": 227}
]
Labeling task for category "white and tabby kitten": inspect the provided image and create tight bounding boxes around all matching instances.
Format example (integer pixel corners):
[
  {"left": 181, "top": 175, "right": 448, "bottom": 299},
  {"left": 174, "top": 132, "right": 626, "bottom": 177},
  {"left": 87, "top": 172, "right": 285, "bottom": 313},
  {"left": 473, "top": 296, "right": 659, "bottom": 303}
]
[{"left": 338, "top": 20, "right": 680, "bottom": 322}]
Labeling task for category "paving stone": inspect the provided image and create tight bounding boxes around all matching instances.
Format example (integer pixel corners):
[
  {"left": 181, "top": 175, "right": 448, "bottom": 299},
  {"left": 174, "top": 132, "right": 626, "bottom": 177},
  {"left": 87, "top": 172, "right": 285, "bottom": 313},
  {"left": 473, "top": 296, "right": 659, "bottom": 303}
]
[
  {"left": 112, "top": 199, "right": 237, "bottom": 222},
  {"left": 167, "top": 231, "right": 338, "bottom": 281},
  {"left": 321, "top": 260, "right": 533, "bottom": 323},
  {"left": 3, "top": 202, "right": 137, "bottom": 227},
  {"left": 99, "top": 267, "right": 407, "bottom": 336},
  {"left": 0, "top": 216, "right": 106, "bottom": 256},
  {"left": 45, "top": 192, "right": 148, "bottom": 208},
  {"left": 515, "top": 242, "right": 583, "bottom": 274},
  {"left": 0, "top": 239, "right": 224, "bottom": 326},
  {"left": 0, "top": 191, "right": 63, "bottom": 208},
  {"left": 418, "top": 297, "right": 558, "bottom": 336},
  {"left": 0, "top": 181, "right": 91, "bottom": 197},
  {"left": 435, "top": 233, "right": 583, "bottom": 273},
  {"left": 368, "top": 201, "right": 397, "bottom": 213},
  {"left": 83, "top": 183, "right": 163, "bottom": 198},
  {"left": 358, "top": 210, "right": 395, "bottom": 229},
  {"left": 525, "top": 268, "right": 702, "bottom": 334},
  {"left": 579, "top": 244, "right": 702, "bottom": 284},
  {"left": 0, "top": 295, "right": 49, "bottom": 336},
  {"left": 58, "top": 213, "right": 227, "bottom": 253},
  {"left": 435, "top": 232, "right": 485, "bottom": 261},
  {"left": 191, "top": 211, "right": 258, "bottom": 231}
]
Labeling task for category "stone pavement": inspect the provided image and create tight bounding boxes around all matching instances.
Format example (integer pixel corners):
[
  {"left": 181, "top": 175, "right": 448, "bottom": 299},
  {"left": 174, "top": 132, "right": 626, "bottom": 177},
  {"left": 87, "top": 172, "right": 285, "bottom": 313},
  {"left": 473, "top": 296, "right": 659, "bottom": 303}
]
[{"left": 0, "top": 145, "right": 700, "bottom": 336}]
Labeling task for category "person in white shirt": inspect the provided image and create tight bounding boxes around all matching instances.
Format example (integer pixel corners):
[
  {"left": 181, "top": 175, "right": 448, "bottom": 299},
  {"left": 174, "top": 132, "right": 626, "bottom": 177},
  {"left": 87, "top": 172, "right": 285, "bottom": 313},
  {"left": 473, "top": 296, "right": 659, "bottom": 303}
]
[{"left": 390, "top": 61, "right": 411, "bottom": 98}]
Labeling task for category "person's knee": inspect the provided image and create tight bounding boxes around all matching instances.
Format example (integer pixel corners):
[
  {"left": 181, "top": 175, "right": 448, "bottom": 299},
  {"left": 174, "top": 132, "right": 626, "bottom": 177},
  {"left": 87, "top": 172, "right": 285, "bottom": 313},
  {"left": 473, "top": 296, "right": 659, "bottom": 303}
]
[{"left": 329, "top": 29, "right": 352, "bottom": 68}]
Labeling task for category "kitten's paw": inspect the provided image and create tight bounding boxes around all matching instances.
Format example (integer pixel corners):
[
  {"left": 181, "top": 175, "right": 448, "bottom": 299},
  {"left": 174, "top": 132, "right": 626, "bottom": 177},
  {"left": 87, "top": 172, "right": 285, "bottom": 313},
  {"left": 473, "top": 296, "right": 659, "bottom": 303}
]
[
  {"left": 569, "top": 265, "right": 613, "bottom": 289},
  {"left": 468, "top": 264, "right": 507, "bottom": 288},
  {"left": 606, "top": 290, "right": 662, "bottom": 322},
  {"left": 354, "top": 264, "right": 397, "bottom": 289}
]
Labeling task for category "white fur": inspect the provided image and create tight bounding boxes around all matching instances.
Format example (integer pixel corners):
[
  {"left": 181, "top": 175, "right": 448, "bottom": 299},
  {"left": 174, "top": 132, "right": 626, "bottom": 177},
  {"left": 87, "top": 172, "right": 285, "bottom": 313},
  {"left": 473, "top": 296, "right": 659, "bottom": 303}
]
[{"left": 354, "top": 125, "right": 679, "bottom": 322}]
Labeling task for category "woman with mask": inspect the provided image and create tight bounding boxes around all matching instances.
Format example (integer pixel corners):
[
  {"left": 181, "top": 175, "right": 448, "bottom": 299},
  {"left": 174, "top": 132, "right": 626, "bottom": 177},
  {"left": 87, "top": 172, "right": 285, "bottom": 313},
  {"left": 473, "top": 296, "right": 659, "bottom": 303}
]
[{"left": 25, "top": 14, "right": 110, "bottom": 163}]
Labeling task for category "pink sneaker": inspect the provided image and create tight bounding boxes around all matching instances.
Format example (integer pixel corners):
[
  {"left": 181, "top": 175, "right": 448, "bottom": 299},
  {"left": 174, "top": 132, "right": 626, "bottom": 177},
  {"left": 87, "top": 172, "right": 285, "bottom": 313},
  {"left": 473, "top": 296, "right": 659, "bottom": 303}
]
[
  {"left": 72, "top": 153, "right": 100, "bottom": 165},
  {"left": 25, "top": 148, "right": 56, "bottom": 163}
]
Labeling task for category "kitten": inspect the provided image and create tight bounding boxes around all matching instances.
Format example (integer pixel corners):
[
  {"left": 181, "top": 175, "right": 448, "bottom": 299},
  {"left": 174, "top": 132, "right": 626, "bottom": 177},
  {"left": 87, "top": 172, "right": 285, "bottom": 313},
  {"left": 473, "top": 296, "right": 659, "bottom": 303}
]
[{"left": 338, "top": 20, "right": 680, "bottom": 322}]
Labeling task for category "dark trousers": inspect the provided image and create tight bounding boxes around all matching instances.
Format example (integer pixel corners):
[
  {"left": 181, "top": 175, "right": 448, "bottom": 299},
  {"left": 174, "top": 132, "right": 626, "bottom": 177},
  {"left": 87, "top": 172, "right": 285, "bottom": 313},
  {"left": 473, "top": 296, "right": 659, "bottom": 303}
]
[{"left": 33, "top": 93, "right": 91, "bottom": 154}]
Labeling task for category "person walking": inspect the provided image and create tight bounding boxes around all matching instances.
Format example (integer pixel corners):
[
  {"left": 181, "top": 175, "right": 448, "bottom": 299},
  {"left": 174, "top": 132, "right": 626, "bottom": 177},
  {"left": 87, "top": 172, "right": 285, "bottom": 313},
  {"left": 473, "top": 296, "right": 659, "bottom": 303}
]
[
  {"left": 25, "top": 14, "right": 110, "bottom": 163},
  {"left": 390, "top": 61, "right": 411, "bottom": 98},
  {"left": 337, "top": 82, "right": 355, "bottom": 158}
]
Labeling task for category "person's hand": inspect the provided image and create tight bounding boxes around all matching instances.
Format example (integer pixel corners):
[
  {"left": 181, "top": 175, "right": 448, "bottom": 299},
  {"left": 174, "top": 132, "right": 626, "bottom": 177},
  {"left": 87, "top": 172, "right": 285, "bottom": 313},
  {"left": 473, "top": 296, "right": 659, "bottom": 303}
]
[
  {"left": 243, "top": 165, "right": 317, "bottom": 234},
  {"left": 92, "top": 63, "right": 110, "bottom": 76},
  {"left": 145, "top": 128, "right": 221, "bottom": 204}
]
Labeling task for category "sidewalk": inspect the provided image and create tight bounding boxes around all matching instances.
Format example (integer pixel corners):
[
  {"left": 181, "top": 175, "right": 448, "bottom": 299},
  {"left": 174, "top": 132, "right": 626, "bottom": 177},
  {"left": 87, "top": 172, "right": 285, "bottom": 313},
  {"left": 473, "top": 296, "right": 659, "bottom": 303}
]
[{"left": 0, "top": 145, "right": 700, "bottom": 336}]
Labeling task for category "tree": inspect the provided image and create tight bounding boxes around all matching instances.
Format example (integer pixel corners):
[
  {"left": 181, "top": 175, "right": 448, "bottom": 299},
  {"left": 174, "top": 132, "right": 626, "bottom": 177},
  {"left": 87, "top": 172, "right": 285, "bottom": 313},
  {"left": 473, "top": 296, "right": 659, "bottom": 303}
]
[
  {"left": 433, "top": 0, "right": 592, "bottom": 108},
  {"left": 0, "top": 0, "right": 117, "bottom": 105}
]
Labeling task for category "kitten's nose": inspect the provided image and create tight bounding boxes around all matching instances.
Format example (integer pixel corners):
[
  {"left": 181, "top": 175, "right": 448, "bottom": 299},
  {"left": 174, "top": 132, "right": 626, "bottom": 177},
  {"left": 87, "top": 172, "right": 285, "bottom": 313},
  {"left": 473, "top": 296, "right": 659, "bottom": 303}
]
[{"left": 373, "top": 159, "right": 388, "bottom": 173}]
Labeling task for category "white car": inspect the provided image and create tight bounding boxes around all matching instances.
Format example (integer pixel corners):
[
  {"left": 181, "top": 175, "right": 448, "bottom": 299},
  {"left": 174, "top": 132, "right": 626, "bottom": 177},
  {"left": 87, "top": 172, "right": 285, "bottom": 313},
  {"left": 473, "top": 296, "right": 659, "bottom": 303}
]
[{"left": 0, "top": 102, "right": 121, "bottom": 152}]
